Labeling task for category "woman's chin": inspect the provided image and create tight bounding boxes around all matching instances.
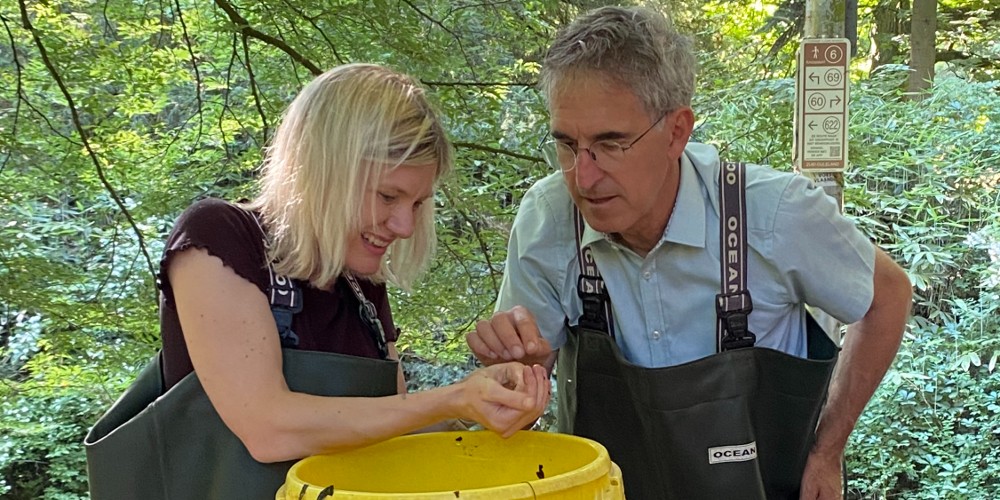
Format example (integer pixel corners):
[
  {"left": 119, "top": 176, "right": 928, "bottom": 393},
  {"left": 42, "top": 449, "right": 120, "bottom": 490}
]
[{"left": 345, "top": 262, "right": 380, "bottom": 277}]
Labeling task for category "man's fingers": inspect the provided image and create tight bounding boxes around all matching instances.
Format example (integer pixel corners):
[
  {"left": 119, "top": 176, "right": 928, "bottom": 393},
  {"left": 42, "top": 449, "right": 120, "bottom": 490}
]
[
  {"left": 490, "top": 310, "right": 526, "bottom": 360},
  {"left": 468, "top": 307, "right": 551, "bottom": 367},
  {"left": 472, "top": 320, "right": 505, "bottom": 360},
  {"left": 467, "top": 328, "right": 498, "bottom": 362},
  {"left": 510, "top": 306, "right": 546, "bottom": 356}
]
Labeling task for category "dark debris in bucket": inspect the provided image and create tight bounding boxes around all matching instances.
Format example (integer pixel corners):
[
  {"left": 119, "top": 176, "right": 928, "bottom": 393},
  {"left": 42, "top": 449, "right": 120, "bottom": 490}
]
[
  {"left": 316, "top": 485, "right": 335, "bottom": 499},
  {"left": 453, "top": 491, "right": 460, "bottom": 497},
  {"left": 455, "top": 436, "right": 462, "bottom": 442},
  {"left": 536, "top": 464, "right": 545, "bottom": 479},
  {"left": 298, "top": 484, "right": 308, "bottom": 500}
]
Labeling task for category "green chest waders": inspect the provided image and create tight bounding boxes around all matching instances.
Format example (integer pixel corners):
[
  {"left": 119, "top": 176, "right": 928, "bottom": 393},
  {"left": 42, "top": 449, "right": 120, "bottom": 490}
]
[
  {"left": 557, "top": 162, "right": 839, "bottom": 500},
  {"left": 84, "top": 263, "right": 397, "bottom": 500}
]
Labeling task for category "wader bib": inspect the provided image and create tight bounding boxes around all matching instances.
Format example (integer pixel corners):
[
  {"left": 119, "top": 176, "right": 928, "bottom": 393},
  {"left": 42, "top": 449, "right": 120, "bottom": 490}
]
[
  {"left": 85, "top": 259, "right": 397, "bottom": 499},
  {"left": 557, "top": 162, "right": 839, "bottom": 500}
]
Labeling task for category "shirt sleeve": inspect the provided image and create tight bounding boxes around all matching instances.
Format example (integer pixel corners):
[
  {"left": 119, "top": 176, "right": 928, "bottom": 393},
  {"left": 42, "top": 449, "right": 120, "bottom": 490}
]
[
  {"left": 496, "top": 180, "right": 574, "bottom": 350},
  {"left": 158, "top": 198, "right": 269, "bottom": 309},
  {"left": 771, "top": 175, "right": 876, "bottom": 323}
]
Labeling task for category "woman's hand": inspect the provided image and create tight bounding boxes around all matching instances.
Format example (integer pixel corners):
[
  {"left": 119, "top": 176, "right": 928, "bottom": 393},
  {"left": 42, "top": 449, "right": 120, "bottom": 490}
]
[{"left": 455, "top": 362, "right": 550, "bottom": 437}]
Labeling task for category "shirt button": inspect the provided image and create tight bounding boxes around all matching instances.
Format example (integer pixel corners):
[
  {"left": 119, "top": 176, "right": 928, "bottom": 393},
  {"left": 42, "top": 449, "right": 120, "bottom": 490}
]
[
  {"left": 652, "top": 330, "right": 661, "bottom": 340},
  {"left": 642, "top": 271, "right": 652, "bottom": 280}
]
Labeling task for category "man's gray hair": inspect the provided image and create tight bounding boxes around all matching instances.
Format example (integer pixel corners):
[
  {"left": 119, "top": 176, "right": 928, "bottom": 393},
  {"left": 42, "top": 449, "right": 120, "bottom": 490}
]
[{"left": 539, "top": 5, "right": 696, "bottom": 117}]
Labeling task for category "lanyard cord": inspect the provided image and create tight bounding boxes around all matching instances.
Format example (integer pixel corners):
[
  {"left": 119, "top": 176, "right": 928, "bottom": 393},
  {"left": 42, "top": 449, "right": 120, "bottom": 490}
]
[{"left": 344, "top": 274, "right": 390, "bottom": 360}]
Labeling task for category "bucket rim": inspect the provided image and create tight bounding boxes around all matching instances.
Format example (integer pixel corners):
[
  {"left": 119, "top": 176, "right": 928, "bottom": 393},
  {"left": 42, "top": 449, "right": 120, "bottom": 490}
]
[{"left": 280, "top": 430, "right": 615, "bottom": 499}]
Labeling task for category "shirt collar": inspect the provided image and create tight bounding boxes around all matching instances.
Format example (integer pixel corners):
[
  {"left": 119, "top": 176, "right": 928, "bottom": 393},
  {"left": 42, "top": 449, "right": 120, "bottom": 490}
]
[
  {"left": 662, "top": 151, "right": 706, "bottom": 248},
  {"left": 578, "top": 148, "right": 708, "bottom": 251}
]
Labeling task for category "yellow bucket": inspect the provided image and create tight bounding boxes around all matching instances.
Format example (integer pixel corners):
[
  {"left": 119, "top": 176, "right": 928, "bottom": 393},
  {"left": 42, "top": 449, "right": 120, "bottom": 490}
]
[{"left": 275, "top": 430, "right": 624, "bottom": 499}]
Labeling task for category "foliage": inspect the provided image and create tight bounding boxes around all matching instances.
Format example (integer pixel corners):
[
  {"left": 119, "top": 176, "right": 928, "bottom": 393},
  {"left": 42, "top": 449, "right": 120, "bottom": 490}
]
[
  {"left": 847, "top": 298, "right": 1000, "bottom": 498},
  {"left": 841, "top": 71, "right": 1000, "bottom": 498},
  {"left": 1, "top": 0, "right": 998, "bottom": 497},
  {"left": 1, "top": 337, "right": 147, "bottom": 498}
]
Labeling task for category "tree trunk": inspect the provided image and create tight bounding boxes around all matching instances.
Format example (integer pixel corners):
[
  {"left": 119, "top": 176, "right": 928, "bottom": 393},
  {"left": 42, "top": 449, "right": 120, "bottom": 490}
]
[
  {"left": 907, "top": 0, "right": 937, "bottom": 99},
  {"left": 870, "top": 0, "right": 902, "bottom": 73}
]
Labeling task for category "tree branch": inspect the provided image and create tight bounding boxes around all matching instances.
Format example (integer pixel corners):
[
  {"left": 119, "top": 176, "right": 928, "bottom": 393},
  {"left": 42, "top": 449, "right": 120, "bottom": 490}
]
[
  {"left": 220, "top": 33, "right": 238, "bottom": 162},
  {"left": 421, "top": 80, "right": 536, "bottom": 88},
  {"left": 240, "top": 33, "right": 270, "bottom": 143},
  {"left": 279, "top": 0, "right": 345, "bottom": 65},
  {"left": 452, "top": 142, "right": 544, "bottom": 163},
  {"left": 173, "top": 0, "right": 205, "bottom": 143},
  {"left": 441, "top": 185, "right": 500, "bottom": 293},
  {"left": 2, "top": 14, "right": 79, "bottom": 152},
  {"left": 400, "top": 0, "right": 478, "bottom": 80},
  {"left": 17, "top": 0, "right": 157, "bottom": 285},
  {"left": 212, "top": 0, "right": 322, "bottom": 76},
  {"left": 0, "top": 14, "right": 23, "bottom": 176}
]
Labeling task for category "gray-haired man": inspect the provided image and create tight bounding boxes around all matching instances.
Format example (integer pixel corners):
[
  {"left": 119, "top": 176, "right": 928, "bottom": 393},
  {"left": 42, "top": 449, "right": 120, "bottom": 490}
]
[{"left": 468, "top": 6, "right": 911, "bottom": 500}]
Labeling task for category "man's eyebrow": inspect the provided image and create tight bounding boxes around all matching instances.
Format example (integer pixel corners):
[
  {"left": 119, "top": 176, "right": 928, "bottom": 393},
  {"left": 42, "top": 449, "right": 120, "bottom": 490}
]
[{"left": 551, "top": 129, "right": 630, "bottom": 142}]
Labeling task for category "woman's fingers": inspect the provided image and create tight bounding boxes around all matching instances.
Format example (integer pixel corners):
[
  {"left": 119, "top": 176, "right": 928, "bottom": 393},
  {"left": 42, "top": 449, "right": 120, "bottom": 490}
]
[{"left": 461, "top": 362, "right": 551, "bottom": 437}]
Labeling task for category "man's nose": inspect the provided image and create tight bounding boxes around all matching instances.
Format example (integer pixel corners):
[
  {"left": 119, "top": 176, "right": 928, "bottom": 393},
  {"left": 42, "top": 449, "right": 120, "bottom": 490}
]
[{"left": 573, "top": 147, "right": 603, "bottom": 190}]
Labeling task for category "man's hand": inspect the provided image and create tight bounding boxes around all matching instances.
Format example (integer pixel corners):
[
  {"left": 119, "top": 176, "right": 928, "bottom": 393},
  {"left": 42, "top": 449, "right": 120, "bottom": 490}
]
[
  {"left": 467, "top": 306, "right": 555, "bottom": 369},
  {"left": 799, "top": 448, "right": 843, "bottom": 499}
]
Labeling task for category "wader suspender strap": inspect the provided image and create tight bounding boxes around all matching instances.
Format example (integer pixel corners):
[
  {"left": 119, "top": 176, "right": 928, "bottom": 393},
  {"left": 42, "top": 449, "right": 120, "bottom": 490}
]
[
  {"left": 574, "top": 208, "right": 616, "bottom": 338},
  {"left": 266, "top": 266, "right": 303, "bottom": 348},
  {"left": 245, "top": 210, "right": 303, "bottom": 348},
  {"left": 716, "top": 162, "right": 757, "bottom": 351}
]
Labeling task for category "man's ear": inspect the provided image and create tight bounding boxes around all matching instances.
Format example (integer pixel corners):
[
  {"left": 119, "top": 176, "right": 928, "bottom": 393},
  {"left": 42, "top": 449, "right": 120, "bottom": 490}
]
[{"left": 667, "top": 107, "right": 695, "bottom": 158}]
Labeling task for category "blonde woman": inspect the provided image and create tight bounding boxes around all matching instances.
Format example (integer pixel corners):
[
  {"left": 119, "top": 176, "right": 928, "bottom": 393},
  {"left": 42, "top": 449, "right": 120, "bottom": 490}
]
[{"left": 85, "top": 64, "right": 549, "bottom": 499}]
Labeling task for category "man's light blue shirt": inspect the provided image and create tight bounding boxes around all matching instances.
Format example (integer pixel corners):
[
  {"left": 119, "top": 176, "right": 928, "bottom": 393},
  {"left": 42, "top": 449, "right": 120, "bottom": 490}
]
[{"left": 496, "top": 142, "right": 876, "bottom": 368}]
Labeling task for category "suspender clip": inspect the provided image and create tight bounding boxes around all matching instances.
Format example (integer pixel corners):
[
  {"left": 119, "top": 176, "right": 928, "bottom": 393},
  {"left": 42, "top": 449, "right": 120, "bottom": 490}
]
[
  {"left": 578, "top": 294, "right": 609, "bottom": 332},
  {"left": 577, "top": 274, "right": 611, "bottom": 332},
  {"left": 716, "top": 291, "right": 756, "bottom": 350}
]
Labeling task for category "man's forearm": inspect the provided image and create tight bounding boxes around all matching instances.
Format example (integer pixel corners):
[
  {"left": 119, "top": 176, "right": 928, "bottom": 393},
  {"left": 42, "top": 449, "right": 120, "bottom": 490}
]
[{"left": 812, "top": 249, "right": 912, "bottom": 458}]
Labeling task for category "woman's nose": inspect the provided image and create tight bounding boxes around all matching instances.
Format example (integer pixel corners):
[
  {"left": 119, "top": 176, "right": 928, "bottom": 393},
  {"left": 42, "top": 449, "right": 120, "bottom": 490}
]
[{"left": 385, "top": 206, "right": 416, "bottom": 239}]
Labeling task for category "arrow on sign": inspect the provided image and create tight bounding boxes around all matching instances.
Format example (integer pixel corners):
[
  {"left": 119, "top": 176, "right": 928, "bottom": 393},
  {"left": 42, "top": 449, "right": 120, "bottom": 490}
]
[
  {"left": 831, "top": 95, "right": 842, "bottom": 106},
  {"left": 808, "top": 121, "right": 817, "bottom": 130},
  {"left": 809, "top": 72, "right": 819, "bottom": 84}
]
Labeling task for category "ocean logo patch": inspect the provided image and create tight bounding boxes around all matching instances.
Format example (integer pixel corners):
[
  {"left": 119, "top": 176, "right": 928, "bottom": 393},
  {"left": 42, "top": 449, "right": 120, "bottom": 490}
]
[{"left": 708, "top": 442, "right": 758, "bottom": 464}]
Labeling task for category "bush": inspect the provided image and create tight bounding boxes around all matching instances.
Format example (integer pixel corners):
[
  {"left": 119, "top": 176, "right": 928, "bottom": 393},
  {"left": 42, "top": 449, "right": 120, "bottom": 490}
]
[
  {"left": 1, "top": 337, "right": 149, "bottom": 499},
  {"left": 840, "top": 75, "right": 1000, "bottom": 498}
]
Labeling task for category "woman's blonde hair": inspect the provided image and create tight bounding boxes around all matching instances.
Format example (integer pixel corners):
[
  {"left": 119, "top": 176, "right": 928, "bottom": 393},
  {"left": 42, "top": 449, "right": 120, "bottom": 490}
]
[{"left": 244, "top": 63, "right": 452, "bottom": 291}]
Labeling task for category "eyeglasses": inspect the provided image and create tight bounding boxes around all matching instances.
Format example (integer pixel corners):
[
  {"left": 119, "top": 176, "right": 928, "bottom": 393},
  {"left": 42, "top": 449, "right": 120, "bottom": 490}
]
[{"left": 541, "top": 113, "right": 667, "bottom": 172}]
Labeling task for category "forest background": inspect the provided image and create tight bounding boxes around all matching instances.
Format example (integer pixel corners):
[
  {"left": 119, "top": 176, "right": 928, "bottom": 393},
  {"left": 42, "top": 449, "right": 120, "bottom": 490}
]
[{"left": 1, "top": 0, "right": 998, "bottom": 498}]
